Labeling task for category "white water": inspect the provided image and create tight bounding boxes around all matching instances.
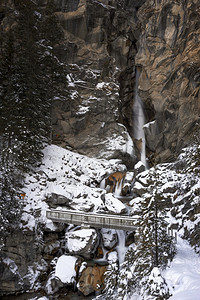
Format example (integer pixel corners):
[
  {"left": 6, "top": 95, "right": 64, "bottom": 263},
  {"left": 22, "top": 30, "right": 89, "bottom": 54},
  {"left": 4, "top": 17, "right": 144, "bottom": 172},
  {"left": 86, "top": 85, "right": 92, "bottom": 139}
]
[
  {"left": 114, "top": 179, "right": 123, "bottom": 197},
  {"left": 100, "top": 178, "right": 106, "bottom": 190},
  {"left": 133, "top": 69, "right": 148, "bottom": 169},
  {"left": 116, "top": 230, "right": 128, "bottom": 266}
]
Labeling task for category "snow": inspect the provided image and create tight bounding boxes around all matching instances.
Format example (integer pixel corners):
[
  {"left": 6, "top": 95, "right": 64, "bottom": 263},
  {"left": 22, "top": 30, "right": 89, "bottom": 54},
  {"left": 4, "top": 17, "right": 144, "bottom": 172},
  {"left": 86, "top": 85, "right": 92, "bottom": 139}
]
[
  {"left": 3, "top": 257, "right": 19, "bottom": 275},
  {"left": 134, "top": 161, "right": 145, "bottom": 170},
  {"left": 23, "top": 144, "right": 126, "bottom": 229},
  {"left": 105, "top": 193, "right": 126, "bottom": 214},
  {"left": 66, "top": 228, "right": 97, "bottom": 253},
  {"left": 96, "top": 82, "right": 105, "bottom": 89},
  {"left": 19, "top": 143, "right": 200, "bottom": 299},
  {"left": 99, "top": 123, "right": 134, "bottom": 158},
  {"left": 143, "top": 120, "right": 156, "bottom": 128},
  {"left": 164, "top": 237, "right": 200, "bottom": 300},
  {"left": 133, "top": 181, "right": 144, "bottom": 190},
  {"left": 107, "top": 250, "right": 118, "bottom": 263},
  {"left": 129, "top": 236, "right": 200, "bottom": 300},
  {"left": 76, "top": 105, "right": 90, "bottom": 115},
  {"left": 21, "top": 212, "right": 36, "bottom": 230},
  {"left": 55, "top": 255, "right": 77, "bottom": 284}
]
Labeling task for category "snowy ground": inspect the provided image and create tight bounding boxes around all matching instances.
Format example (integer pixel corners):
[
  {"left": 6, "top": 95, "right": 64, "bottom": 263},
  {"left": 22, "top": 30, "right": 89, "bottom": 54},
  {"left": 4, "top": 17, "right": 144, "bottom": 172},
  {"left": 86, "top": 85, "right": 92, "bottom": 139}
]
[
  {"left": 130, "top": 236, "right": 200, "bottom": 300},
  {"left": 164, "top": 236, "right": 200, "bottom": 300}
]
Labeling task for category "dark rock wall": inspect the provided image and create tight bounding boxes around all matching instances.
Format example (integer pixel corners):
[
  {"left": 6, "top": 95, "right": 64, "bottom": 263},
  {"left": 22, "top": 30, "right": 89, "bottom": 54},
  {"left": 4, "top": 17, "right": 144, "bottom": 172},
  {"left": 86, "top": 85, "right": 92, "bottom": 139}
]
[
  {"left": 52, "top": 0, "right": 200, "bottom": 164},
  {"left": 51, "top": 0, "right": 145, "bottom": 165},
  {"left": 136, "top": 0, "right": 200, "bottom": 162},
  {"left": 0, "top": 230, "right": 45, "bottom": 294},
  {"left": 1, "top": 1, "right": 199, "bottom": 163}
]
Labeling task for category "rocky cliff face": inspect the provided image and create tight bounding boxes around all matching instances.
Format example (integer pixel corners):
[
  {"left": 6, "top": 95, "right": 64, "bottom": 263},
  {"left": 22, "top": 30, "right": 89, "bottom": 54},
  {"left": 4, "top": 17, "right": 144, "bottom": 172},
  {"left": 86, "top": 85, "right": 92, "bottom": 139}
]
[
  {"left": 51, "top": 0, "right": 200, "bottom": 164},
  {"left": 1, "top": 0, "right": 199, "bottom": 164},
  {"left": 51, "top": 0, "right": 141, "bottom": 166},
  {"left": 136, "top": 0, "right": 200, "bottom": 163}
]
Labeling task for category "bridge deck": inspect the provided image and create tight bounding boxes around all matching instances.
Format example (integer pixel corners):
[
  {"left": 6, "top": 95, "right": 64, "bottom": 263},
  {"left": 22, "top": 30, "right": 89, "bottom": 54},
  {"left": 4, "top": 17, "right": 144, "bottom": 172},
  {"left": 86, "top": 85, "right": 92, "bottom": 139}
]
[{"left": 46, "top": 209, "right": 137, "bottom": 231}]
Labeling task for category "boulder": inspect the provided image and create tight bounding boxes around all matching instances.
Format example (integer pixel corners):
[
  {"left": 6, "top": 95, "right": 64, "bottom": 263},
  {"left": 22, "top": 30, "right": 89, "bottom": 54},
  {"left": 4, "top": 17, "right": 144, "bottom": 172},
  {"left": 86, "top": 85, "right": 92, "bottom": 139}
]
[
  {"left": 101, "top": 229, "right": 118, "bottom": 250},
  {"left": 121, "top": 171, "right": 134, "bottom": 196},
  {"left": 107, "top": 250, "right": 118, "bottom": 264},
  {"left": 78, "top": 265, "right": 106, "bottom": 296},
  {"left": 65, "top": 228, "right": 99, "bottom": 259},
  {"left": 45, "top": 273, "right": 64, "bottom": 295},
  {"left": 132, "top": 181, "right": 146, "bottom": 197},
  {"left": 43, "top": 241, "right": 60, "bottom": 257},
  {"left": 46, "top": 192, "right": 72, "bottom": 208},
  {"left": 104, "top": 193, "right": 127, "bottom": 214},
  {"left": 134, "top": 161, "right": 146, "bottom": 175}
]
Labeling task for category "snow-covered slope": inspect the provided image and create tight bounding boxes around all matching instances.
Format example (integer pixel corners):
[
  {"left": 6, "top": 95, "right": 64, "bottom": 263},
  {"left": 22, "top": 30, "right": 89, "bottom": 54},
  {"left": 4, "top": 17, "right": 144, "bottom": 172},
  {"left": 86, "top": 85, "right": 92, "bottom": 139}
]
[
  {"left": 22, "top": 144, "right": 127, "bottom": 230},
  {"left": 164, "top": 237, "right": 200, "bottom": 300}
]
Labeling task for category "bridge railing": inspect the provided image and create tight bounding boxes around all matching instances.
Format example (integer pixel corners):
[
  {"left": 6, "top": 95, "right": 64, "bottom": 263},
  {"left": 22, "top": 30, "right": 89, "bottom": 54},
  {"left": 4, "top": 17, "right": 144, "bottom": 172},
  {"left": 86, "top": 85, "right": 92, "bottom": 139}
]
[{"left": 46, "top": 209, "right": 137, "bottom": 231}]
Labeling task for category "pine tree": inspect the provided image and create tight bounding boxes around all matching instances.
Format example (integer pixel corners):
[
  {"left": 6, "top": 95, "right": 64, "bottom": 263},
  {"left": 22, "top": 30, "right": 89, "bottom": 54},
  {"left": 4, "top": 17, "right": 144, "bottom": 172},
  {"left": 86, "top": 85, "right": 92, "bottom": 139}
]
[
  {"left": 132, "top": 166, "right": 176, "bottom": 297},
  {"left": 143, "top": 267, "right": 171, "bottom": 300},
  {"left": 38, "top": 0, "right": 68, "bottom": 142},
  {"left": 0, "top": 0, "right": 65, "bottom": 242},
  {"left": 103, "top": 254, "right": 119, "bottom": 299},
  {"left": 0, "top": 27, "right": 24, "bottom": 245},
  {"left": 117, "top": 247, "right": 136, "bottom": 299},
  {"left": 2, "top": 0, "right": 52, "bottom": 171}
]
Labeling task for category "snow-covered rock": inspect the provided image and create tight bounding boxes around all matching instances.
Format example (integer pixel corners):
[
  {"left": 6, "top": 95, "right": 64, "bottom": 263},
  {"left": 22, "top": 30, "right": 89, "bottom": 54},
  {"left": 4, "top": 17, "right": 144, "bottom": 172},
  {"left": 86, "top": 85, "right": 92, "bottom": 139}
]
[
  {"left": 134, "top": 161, "right": 146, "bottom": 175},
  {"left": 107, "top": 250, "right": 118, "bottom": 264},
  {"left": 132, "top": 181, "right": 146, "bottom": 196},
  {"left": 104, "top": 193, "right": 126, "bottom": 214},
  {"left": 101, "top": 229, "right": 118, "bottom": 250},
  {"left": 23, "top": 144, "right": 126, "bottom": 218},
  {"left": 45, "top": 273, "right": 64, "bottom": 295},
  {"left": 65, "top": 228, "right": 99, "bottom": 259},
  {"left": 55, "top": 255, "right": 77, "bottom": 284},
  {"left": 46, "top": 192, "right": 72, "bottom": 208}
]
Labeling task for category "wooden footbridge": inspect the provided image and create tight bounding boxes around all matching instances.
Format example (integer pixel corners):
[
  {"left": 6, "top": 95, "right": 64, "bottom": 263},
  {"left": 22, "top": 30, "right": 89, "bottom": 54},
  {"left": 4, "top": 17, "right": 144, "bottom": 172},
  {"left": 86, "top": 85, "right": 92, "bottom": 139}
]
[{"left": 46, "top": 209, "right": 137, "bottom": 231}]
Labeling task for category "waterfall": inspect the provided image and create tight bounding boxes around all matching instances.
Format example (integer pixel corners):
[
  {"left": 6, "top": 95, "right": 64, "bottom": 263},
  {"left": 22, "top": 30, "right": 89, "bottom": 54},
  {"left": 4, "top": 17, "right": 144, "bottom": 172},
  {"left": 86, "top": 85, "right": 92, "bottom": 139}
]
[
  {"left": 100, "top": 178, "right": 106, "bottom": 190},
  {"left": 133, "top": 69, "right": 148, "bottom": 169},
  {"left": 114, "top": 179, "right": 123, "bottom": 197},
  {"left": 116, "top": 230, "right": 127, "bottom": 266}
]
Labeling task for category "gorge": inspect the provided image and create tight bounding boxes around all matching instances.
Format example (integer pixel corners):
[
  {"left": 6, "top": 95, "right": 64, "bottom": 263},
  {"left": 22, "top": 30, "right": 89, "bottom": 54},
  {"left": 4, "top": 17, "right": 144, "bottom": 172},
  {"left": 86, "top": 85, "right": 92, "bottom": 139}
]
[{"left": 0, "top": 0, "right": 200, "bottom": 299}]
